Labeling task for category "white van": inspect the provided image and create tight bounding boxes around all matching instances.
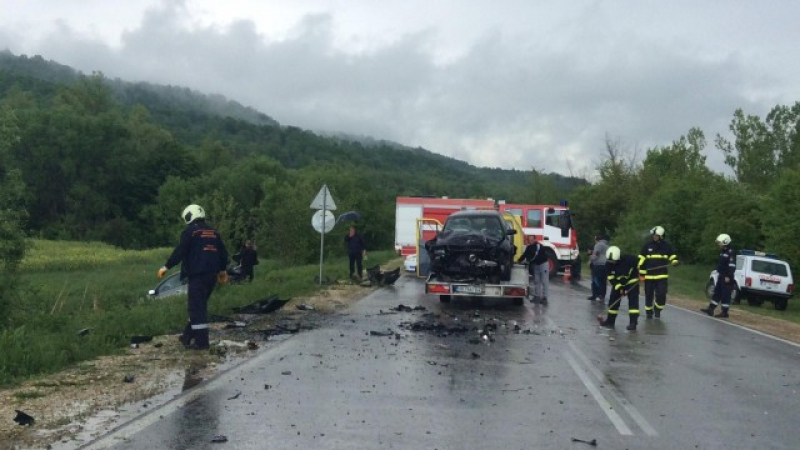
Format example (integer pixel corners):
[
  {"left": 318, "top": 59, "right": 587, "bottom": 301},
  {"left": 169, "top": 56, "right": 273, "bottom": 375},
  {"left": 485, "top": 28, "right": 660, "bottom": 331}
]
[{"left": 706, "top": 250, "right": 794, "bottom": 310}]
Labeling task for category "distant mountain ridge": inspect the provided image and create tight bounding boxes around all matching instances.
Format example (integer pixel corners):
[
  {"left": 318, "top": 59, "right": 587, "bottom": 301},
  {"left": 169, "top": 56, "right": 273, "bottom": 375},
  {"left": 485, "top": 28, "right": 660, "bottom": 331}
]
[
  {"left": 0, "top": 49, "right": 586, "bottom": 195},
  {"left": 0, "top": 49, "right": 278, "bottom": 127}
]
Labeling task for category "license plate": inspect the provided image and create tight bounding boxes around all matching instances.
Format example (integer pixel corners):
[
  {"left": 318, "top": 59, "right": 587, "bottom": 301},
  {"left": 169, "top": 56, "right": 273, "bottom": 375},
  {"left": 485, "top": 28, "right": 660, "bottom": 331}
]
[{"left": 454, "top": 285, "right": 483, "bottom": 295}]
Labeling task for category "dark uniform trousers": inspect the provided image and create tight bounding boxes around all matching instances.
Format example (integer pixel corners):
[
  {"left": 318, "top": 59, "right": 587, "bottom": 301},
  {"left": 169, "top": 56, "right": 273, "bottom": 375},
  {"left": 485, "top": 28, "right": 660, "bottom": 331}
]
[
  {"left": 644, "top": 279, "right": 668, "bottom": 313},
  {"left": 607, "top": 284, "right": 640, "bottom": 325},
  {"left": 181, "top": 273, "right": 217, "bottom": 347}
]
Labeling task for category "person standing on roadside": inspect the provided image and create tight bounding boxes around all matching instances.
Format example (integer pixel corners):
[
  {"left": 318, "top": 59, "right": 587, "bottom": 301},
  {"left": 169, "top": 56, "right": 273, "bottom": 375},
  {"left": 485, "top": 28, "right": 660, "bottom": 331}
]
[
  {"left": 344, "top": 225, "right": 367, "bottom": 281},
  {"left": 638, "top": 226, "right": 679, "bottom": 319},
  {"left": 701, "top": 234, "right": 735, "bottom": 318},
  {"left": 518, "top": 240, "right": 550, "bottom": 305},
  {"left": 588, "top": 234, "right": 609, "bottom": 301},
  {"left": 158, "top": 204, "right": 229, "bottom": 350},
  {"left": 238, "top": 240, "right": 259, "bottom": 282}
]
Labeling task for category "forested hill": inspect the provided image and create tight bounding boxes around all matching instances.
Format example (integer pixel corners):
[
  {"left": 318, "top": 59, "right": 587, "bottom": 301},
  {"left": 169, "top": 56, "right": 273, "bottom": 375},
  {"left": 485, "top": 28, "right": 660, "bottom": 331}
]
[{"left": 0, "top": 51, "right": 586, "bottom": 264}]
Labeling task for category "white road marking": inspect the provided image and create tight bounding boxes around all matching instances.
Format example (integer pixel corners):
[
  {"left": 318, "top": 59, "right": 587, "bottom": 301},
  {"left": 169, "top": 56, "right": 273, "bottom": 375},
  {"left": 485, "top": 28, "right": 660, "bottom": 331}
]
[
  {"left": 79, "top": 339, "right": 302, "bottom": 449},
  {"left": 568, "top": 341, "right": 658, "bottom": 436},
  {"left": 563, "top": 351, "right": 634, "bottom": 436}
]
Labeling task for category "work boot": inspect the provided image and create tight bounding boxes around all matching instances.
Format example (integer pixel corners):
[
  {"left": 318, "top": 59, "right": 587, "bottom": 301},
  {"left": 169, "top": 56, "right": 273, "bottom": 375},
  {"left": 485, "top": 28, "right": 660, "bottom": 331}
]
[
  {"left": 654, "top": 309, "right": 661, "bottom": 319},
  {"left": 602, "top": 316, "right": 617, "bottom": 329},
  {"left": 178, "top": 322, "right": 194, "bottom": 347},
  {"left": 191, "top": 329, "right": 210, "bottom": 350},
  {"left": 540, "top": 297, "right": 548, "bottom": 306},
  {"left": 626, "top": 315, "right": 639, "bottom": 331},
  {"left": 700, "top": 306, "right": 715, "bottom": 316},
  {"left": 645, "top": 312, "right": 653, "bottom": 320},
  {"left": 587, "top": 295, "right": 596, "bottom": 301},
  {"left": 715, "top": 309, "right": 729, "bottom": 319}
]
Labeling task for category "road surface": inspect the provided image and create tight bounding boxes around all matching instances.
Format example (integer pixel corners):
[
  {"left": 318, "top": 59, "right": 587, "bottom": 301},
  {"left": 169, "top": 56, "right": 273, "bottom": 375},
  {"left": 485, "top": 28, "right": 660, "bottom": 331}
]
[{"left": 78, "top": 274, "right": 800, "bottom": 450}]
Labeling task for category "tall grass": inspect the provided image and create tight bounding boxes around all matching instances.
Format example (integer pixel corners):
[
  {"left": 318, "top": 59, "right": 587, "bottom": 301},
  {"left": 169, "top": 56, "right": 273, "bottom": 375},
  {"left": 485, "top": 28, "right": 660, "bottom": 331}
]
[{"left": 1, "top": 240, "right": 397, "bottom": 387}]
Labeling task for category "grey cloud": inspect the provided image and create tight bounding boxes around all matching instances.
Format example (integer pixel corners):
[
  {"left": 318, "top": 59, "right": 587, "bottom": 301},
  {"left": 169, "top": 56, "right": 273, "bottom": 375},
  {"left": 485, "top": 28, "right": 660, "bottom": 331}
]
[{"left": 2, "top": 3, "right": 788, "bottom": 175}]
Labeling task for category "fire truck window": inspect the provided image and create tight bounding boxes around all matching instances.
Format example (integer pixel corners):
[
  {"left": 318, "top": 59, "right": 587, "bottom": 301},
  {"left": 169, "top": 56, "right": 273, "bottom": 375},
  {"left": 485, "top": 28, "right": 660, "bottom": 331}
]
[
  {"left": 506, "top": 208, "right": 522, "bottom": 218},
  {"left": 527, "top": 210, "right": 542, "bottom": 228}
]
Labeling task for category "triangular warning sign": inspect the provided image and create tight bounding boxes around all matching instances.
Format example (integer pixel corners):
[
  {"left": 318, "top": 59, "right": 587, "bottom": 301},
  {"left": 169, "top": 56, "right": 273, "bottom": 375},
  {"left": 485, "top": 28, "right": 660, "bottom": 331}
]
[{"left": 310, "top": 184, "right": 337, "bottom": 210}]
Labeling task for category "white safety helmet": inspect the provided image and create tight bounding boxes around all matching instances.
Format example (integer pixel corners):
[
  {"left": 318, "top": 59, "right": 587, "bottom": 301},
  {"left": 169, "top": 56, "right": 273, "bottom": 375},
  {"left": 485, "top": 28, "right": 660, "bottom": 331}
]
[
  {"left": 650, "top": 226, "right": 665, "bottom": 237},
  {"left": 606, "top": 245, "right": 621, "bottom": 262},
  {"left": 181, "top": 204, "right": 205, "bottom": 224},
  {"left": 715, "top": 233, "right": 731, "bottom": 246}
]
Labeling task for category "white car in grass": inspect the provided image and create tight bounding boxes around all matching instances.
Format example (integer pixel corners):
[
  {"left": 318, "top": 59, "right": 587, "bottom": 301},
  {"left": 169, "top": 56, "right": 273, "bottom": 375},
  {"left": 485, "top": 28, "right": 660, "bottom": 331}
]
[{"left": 706, "top": 249, "right": 794, "bottom": 310}]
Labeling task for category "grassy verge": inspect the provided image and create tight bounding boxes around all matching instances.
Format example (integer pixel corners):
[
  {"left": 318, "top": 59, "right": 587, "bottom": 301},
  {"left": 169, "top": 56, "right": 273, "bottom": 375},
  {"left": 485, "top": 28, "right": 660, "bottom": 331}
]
[
  {"left": 583, "top": 260, "right": 800, "bottom": 325},
  {"left": 1, "top": 239, "right": 397, "bottom": 387}
]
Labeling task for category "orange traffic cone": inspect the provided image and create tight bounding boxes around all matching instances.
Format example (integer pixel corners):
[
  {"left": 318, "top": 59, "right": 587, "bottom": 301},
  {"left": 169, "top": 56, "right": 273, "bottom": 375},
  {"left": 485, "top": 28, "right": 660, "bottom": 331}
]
[{"left": 563, "top": 264, "right": 571, "bottom": 282}]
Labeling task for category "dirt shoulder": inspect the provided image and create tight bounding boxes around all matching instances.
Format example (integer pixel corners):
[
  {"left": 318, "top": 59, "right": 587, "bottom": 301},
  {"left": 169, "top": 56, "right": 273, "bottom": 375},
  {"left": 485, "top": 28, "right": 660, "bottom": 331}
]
[
  {"left": 668, "top": 294, "right": 800, "bottom": 344},
  {"left": 0, "top": 278, "right": 375, "bottom": 450}
]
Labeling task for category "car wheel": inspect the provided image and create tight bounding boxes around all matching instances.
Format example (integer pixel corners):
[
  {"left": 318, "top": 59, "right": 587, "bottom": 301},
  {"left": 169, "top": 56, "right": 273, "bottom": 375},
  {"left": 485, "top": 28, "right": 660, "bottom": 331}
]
[
  {"left": 705, "top": 279, "right": 715, "bottom": 300},
  {"left": 774, "top": 298, "right": 788, "bottom": 311},
  {"left": 440, "top": 295, "right": 451, "bottom": 303}
]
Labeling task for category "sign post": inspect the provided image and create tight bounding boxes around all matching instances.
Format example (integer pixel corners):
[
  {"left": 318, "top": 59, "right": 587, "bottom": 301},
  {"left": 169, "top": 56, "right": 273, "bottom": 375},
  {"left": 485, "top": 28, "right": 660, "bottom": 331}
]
[{"left": 310, "top": 185, "right": 337, "bottom": 285}]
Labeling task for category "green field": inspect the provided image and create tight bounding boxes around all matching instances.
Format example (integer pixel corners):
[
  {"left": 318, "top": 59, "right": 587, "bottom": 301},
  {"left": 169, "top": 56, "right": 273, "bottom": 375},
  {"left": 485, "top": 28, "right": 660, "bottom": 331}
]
[{"left": 1, "top": 240, "right": 397, "bottom": 387}]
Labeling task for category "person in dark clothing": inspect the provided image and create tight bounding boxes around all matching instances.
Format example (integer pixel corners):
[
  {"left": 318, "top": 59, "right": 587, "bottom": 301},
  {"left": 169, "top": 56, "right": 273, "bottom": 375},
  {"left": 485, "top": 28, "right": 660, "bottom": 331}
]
[
  {"left": 601, "top": 246, "right": 641, "bottom": 331},
  {"left": 158, "top": 204, "right": 229, "bottom": 350},
  {"left": 237, "top": 240, "right": 259, "bottom": 282},
  {"left": 518, "top": 240, "right": 550, "bottom": 305},
  {"left": 701, "top": 234, "right": 736, "bottom": 318},
  {"left": 638, "top": 226, "right": 679, "bottom": 319},
  {"left": 344, "top": 225, "right": 367, "bottom": 281}
]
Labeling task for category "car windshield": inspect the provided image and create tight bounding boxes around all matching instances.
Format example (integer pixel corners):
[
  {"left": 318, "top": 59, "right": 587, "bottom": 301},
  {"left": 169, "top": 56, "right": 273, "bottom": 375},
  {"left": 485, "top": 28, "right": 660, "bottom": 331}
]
[
  {"left": 443, "top": 216, "right": 504, "bottom": 237},
  {"left": 751, "top": 260, "right": 789, "bottom": 276}
]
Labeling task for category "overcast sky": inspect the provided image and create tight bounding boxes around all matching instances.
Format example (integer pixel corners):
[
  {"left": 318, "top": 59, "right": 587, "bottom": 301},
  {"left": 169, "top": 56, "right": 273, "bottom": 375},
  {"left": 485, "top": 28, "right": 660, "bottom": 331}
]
[{"left": 1, "top": 0, "right": 798, "bottom": 177}]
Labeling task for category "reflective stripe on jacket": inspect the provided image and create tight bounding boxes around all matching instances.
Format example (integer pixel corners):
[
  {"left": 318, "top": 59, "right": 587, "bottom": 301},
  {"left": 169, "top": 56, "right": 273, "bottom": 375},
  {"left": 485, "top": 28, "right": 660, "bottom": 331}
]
[
  {"left": 638, "top": 239, "right": 678, "bottom": 280},
  {"left": 607, "top": 254, "right": 640, "bottom": 291}
]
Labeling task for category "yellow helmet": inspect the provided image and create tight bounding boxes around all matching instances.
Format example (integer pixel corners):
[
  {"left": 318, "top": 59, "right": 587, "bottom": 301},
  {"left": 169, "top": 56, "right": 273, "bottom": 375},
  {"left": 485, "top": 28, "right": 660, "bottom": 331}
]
[
  {"left": 181, "top": 204, "right": 205, "bottom": 224},
  {"left": 650, "top": 226, "right": 665, "bottom": 237}
]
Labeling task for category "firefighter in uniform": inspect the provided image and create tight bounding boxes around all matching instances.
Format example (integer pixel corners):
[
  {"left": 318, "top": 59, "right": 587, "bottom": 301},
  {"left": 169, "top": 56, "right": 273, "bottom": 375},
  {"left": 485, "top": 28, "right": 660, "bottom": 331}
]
[
  {"left": 701, "top": 234, "right": 735, "bottom": 318},
  {"left": 602, "top": 246, "right": 641, "bottom": 331},
  {"left": 638, "top": 226, "right": 679, "bottom": 319},
  {"left": 158, "top": 204, "right": 229, "bottom": 350}
]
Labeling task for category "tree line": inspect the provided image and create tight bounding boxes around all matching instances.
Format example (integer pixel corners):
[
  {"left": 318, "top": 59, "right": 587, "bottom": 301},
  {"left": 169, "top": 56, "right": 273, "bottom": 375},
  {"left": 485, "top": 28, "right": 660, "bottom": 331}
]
[{"left": 571, "top": 103, "right": 800, "bottom": 269}]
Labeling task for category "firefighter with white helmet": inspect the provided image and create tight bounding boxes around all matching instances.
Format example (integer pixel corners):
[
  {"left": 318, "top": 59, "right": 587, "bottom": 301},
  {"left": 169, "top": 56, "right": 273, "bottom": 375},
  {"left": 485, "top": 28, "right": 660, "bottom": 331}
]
[
  {"left": 701, "top": 234, "right": 735, "bottom": 318},
  {"left": 600, "top": 246, "right": 641, "bottom": 331},
  {"left": 638, "top": 225, "right": 679, "bottom": 319},
  {"left": 157, "top": 204, "right": 230, "bottom": 350}
]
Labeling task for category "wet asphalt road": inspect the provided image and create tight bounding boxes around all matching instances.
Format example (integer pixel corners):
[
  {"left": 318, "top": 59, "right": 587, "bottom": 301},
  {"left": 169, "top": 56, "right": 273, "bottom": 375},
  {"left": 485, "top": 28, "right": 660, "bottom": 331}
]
[{"left": 82, "top": 274, "right": 800, "bottom": 450}]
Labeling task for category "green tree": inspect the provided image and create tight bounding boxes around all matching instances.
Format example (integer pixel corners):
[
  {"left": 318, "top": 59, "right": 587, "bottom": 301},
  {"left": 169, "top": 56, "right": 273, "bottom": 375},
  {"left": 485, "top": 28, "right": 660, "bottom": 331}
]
[
  {"left": 762, "top": 168, "right": 800, "bottom": 268},
  {"left": 0, "top": 105, "right": 29, "bottom": 325},
  {"left": 716, "top": 109, "right": 776, "bottom": 190}
]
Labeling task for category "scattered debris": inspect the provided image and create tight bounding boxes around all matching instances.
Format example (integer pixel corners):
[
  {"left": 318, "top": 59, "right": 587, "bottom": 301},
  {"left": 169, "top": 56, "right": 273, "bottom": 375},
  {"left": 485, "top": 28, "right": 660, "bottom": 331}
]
[
  {"left": 123, "top": 375, "right": 135, "bottom": 383},
  {"left": 571, "top": 437, "right": 597, "bottom": 446},
  {"left": 77, "top": 328, "right": 90, "bottom": 337},
  {"left": 392, "top": 304, "right": 427, "bottom": 312},
  {"left": 370, "top": 330, "right": 395, "bottom": 337},
  {"left": 211, "top": 435, "right": 228, "bottom": 443},
  {"left": 130, "top": 335, "right": 153, "bottom": 345},
  {"left": 471, "top": 352, "right": 481, "bottom": 359},
  {"left": 264, "top": 384, "right": 272, "bottom": 390},
  {"left": 14, "top": 410, "right": 35, "bottom": 426},
  {"left": 296, "top": 304, "right": 315, "bottom": 311},
  {"left": 227, "top": 391, "right": 241, "bottom": 400},
  {"left": 366, "top": 265, "right": 402, "bottom": 286},
  {"left": 232, "top": 295, "right": 291, "bottom": 314},
  {"left": 210, "top": 314, "right": 247, "bottom": 328},
  {"left": 281, "top": 371, "right": 292, "bottom": 376}
]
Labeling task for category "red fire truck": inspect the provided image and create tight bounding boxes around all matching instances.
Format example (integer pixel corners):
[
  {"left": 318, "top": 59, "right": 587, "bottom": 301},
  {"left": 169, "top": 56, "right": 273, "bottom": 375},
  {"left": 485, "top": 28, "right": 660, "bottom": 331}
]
[{"left": 395, "top": 196, "right": 579, "bottom": 275}]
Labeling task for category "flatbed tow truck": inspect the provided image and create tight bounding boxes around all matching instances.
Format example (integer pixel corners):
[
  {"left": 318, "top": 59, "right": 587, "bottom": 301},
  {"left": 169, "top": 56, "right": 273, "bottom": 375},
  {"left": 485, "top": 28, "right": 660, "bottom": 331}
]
[{"left": 425, "top": 264, "right": 530, "bottom": 305}]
